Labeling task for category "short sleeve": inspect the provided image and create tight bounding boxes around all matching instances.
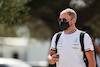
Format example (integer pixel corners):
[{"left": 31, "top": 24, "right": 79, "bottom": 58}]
[
  {"left": 50, "top": 33, "right": 58, "bottom": 51},
  {"left": 84, "top": 33, "right": 94, "bottom": 51}
]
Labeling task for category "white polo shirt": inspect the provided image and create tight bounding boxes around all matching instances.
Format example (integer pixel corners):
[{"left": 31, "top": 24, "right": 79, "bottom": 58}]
[{"left": 50, "top": 29, "right": 94, "bottom": 67}]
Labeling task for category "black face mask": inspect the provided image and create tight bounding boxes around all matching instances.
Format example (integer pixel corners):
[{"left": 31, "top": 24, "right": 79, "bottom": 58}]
[
  {"left": 59, "top": 21, "right": 69, "bottom": 30},
  {"left": 58, "top": 18, "right": 70, "bottom": 30}
]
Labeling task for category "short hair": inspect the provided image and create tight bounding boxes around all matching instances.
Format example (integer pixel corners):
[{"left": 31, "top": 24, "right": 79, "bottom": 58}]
[{"left": 60, "top": 8, "right": 77, "bottom": 20}]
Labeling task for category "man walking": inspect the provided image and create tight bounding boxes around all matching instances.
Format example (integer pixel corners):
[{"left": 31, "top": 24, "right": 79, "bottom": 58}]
[{"left": 48, "top": 8, "right": 96, "bottom": 67}]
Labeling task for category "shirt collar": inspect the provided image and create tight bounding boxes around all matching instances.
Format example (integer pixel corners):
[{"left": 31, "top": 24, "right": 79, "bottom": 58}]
[{"left": 64, "top": 28, "right": 77, "bottom": 34}]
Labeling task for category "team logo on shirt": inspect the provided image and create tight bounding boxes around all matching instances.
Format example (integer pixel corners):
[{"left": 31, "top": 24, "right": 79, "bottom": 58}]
[
  {"left": 74, "top": 38, "right": 78, "bottom": 42},
  {"left": 58, "top": 39, "right": 63, "bottom": 46},
  {"left": 58, "top": 42, "right": 63, "bottom": 46},
  {"left": 72, "top": 38, "right": 79, "bottom": 49}
]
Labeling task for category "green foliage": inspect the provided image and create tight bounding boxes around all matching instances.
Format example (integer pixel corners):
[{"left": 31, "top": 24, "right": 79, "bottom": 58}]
[{"left": 0, "top": 0, "right": 30, "bottom": 25}]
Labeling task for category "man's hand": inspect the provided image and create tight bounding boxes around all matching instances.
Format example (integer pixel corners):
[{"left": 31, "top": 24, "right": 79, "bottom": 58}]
[
  {"left": 51, "top": 54, "right": 59, "bottom": 63},
  {"left": 48, "top": 50, "right": 59, "bottom": 64}
]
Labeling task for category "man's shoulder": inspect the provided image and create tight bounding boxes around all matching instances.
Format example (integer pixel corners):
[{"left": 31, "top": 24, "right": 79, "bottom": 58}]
[
  {"left": 77, "top": 29, "right": 85, "bottom": 33},
  {"left": 77, "top": 29, "right": 89, "bottom": 34},
  {"left": 77, "top": 29, "right": 90, "bottom": 37}
]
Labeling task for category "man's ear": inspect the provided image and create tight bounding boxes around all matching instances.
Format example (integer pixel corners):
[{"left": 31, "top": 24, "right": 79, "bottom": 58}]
[{"left": 72, "top": 18, "right": 76, "bottom": 24}]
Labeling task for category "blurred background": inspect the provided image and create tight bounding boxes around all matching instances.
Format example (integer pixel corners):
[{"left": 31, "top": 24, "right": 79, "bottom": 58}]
[{"left": 0, "top": 0, "right": 100, "bottom": 67}]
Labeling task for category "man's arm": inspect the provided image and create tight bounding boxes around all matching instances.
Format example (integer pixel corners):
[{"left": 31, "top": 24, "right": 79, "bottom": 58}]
[
  {"left": 85, "top": 50, "right": 96, "bottom": 67},
  {"left": 48, "top": 50, "right": 59, "bottom": 64}
]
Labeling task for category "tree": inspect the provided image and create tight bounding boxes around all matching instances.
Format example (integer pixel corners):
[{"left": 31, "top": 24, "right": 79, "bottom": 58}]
[
  {"left": 0, "top": 0, "right": 30, "bottom": 25},
  {"left": 0, "top": 0, "right": 31, "bottom": 37}
]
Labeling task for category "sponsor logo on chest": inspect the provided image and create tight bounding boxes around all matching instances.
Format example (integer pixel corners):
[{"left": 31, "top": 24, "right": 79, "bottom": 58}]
[
  {"left": 57, "top": 39, "right": 64, "bottom": 50},
  {"left": 57, "top": 38, "right": 80, "bottom": 49},
  {"left": 72, "top": 38, "right": 80, "bottom": 49}
]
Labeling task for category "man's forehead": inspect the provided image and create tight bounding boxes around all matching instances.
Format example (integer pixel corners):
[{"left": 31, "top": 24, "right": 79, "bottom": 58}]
[
  {"left": 60, "top": 12, "right": 68, "bottom": 15},
  {"left": 60, "top": 13, "right": 71, "bottom": 19}
]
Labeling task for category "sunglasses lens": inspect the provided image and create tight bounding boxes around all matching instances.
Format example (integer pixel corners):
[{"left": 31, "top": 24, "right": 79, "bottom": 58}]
[
  {"left": 57, "top": 18, "right": 67, "bottom": 22},
  {"left": 63, "top": 18, "right": 67, "bottom": 22}
]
